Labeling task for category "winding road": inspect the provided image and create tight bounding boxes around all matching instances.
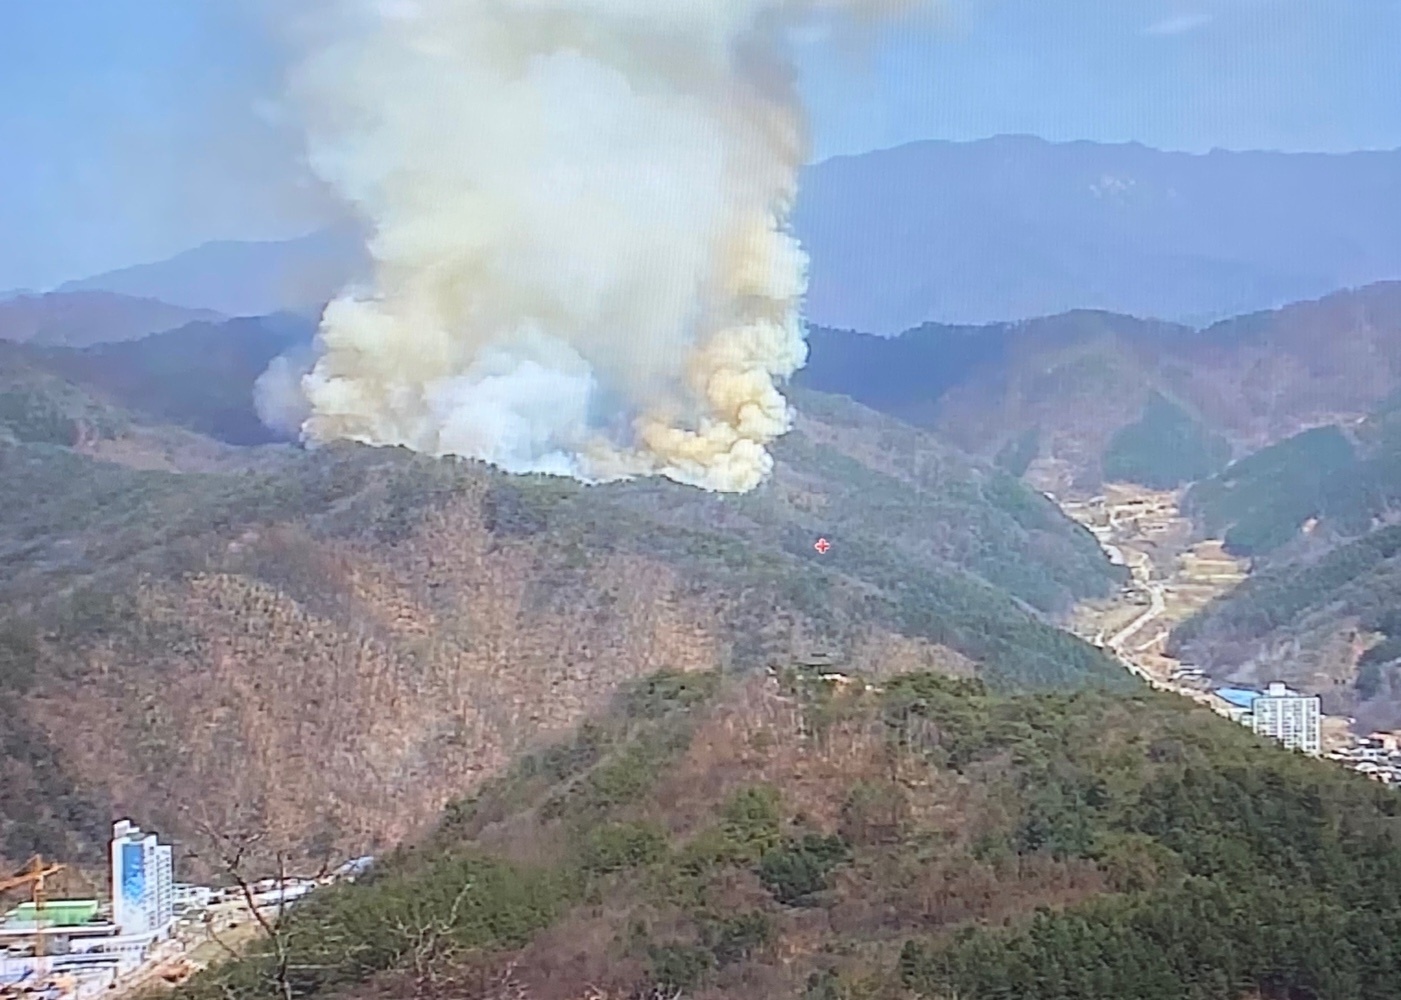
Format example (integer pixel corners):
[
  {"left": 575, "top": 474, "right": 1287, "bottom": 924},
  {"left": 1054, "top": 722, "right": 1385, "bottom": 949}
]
[
  {"left": 1107, "top": 574, "right": 1165, "bottom": 653},
  {"left": 1094, "top": 546, "right": 1173, "bottom": 690}
]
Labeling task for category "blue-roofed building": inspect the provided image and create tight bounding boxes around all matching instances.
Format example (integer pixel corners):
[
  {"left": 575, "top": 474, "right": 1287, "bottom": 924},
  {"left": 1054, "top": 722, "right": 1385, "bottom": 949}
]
[
  {"left": 1214, "top": 687, "right": 1262, "bottom": 724},
  {"left": 1216, "top": 687, "right": 1261, "bottom": 708}
]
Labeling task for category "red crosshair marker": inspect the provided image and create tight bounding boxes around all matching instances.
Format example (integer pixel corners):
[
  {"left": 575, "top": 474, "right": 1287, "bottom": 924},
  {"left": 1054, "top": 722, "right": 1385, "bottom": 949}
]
[{"left": 814, "top": 537, "right": 832, "bottom": 555}]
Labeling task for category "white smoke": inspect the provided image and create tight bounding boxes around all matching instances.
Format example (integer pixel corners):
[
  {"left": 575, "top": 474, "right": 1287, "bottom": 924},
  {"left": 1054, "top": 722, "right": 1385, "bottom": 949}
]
[
  {"left": 253, "top": 343, "right": 317, "bottom": 437},
  {"left": 272, "top": 0, "right": 911, "bottom": 492}
]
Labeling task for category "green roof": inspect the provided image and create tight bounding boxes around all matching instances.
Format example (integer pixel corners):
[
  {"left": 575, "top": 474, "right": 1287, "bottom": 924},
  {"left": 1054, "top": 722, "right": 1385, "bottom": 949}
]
[{"left": 3, "top": 900, "right": 100, "bottom": 927}]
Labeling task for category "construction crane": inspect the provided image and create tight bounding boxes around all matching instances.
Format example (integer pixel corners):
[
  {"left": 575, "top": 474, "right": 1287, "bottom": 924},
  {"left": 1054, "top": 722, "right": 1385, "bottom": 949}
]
[{"left": 0, "top": 856, "right": 67, "bottom": 960}]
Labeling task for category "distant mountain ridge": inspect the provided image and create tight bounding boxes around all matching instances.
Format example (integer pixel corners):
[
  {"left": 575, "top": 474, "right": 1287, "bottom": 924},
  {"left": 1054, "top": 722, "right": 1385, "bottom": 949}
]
[
  {"left": 0, "top": 291, "right": 220, "bottom": 347},
  {"left": 56, "top": 224, "right": 367, "bottom": 318},
  {"left": 793, "top": 134, "right": 1401, "bottom": 333},
  {"left": 47, "top": 136, "right": 1401, "bottom": 333},
  {"left": 799, "top": 281, "right": 1401, "bottom": 489},
  {"left": 10, "top": 280, "right": 1401, "bottom": 493}
]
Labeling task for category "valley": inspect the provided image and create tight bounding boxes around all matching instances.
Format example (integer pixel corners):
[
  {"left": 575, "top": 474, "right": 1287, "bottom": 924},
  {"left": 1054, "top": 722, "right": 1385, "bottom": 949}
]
[
  {"left": 1061, "top": 484, "right": 1357, "bottom": 754},
  {"left": 4, "top": 11, "right": 1401, "bottom": 992},
  {"left": 1063, "top": 484, "right": 1246, "bottom": 685},
  {"left": 6, "top": 278, "right": 1401, "bottom": 1000}
]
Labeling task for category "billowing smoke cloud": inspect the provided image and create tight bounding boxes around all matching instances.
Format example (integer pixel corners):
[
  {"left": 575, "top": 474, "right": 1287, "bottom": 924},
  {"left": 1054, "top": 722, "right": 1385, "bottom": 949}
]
[
  {"left": 272, "top": 0, "right": 910, "bottom": 492},
  {"left": 253, "top": 342, "right": 317, "bottom": 438}
]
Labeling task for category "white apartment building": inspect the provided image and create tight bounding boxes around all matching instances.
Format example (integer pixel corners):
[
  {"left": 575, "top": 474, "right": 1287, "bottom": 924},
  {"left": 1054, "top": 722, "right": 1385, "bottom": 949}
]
[
  {"left": 109, "top": 820, "right": 174, "bottom": 940},
  {"left": 1252, "top": 682, "right": 1322, "bottom": 757}
]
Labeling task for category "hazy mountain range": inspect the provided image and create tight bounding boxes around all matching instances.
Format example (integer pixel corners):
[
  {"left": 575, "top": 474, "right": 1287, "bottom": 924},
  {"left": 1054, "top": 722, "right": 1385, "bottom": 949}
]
[
  {"left": 794, "top": 134, "right": 1401, "bottom": 333},
  {"left": 0, "top": 291, "right": 220, "bottom": 347},
  {"left": 52, "top": 223, "right": 367, "bottom": 319},
  {"left": 799, "top": 282, "right": 1401, "bottom": 490},
  {"left": 19, "top": 137, "right": 1401, "bottom": 334},
  {"left": 7, "top": 136, "right": 1401, "bottom": 999}
]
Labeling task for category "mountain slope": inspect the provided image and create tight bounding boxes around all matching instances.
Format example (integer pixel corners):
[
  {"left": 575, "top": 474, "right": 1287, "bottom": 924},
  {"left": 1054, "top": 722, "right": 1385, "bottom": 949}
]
[
  {"left": 1169, "top": 523, "right": 1401, "bottom": 730},
  {"left": 0, "top": 375, "right": 1124, "bottom": 871},
  {"left": 11, "top": 314, "right": 312, "bottom": 446},
  {"left": 0, "top": 291, "right": 220, "bottom": 347},
  {"left": 800, "top": 282, "right": 1401, "bottom": 489},
  {"left": 1169, "top": 402, "right": 1401, "bottom": 727},
  {"left": 172, "top": 667, "right": 1401, "bottom": 1000},
  {"left": 794, "top": 135, "right": 1401, "bottom": 333},
  {"left": 1184, "top": 413, "right": 1401, "bottom": 561},
  {"left": 57, "top": 225, "right": 367, "bottom": 318}
]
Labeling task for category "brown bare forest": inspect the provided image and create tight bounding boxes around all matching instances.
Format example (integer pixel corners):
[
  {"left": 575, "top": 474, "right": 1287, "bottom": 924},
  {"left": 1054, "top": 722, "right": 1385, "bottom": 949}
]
[{"left": 0, "top": 370, "right": 1123, "bottom": 875}]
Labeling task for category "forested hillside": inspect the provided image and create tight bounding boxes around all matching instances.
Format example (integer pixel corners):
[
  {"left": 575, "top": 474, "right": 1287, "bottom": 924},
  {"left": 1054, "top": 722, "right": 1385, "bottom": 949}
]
[
  {"left": 1100, "top": 394, "right": 1231, "bottom": 489},
  {"left": 20, "top": 314, "right": 312, "bottom": 445},
  {"left": 173, "top": 667, "right": 1401, "bottom": 1000},
  {"left": 1186, "top": 401, "right": 1401, "bottom": 558},
  {"left": 0, "top": 356, "right": 1124, "bottom": 874},
  {"left": 800, "top": 282, "right": 1401, "bottom": 489},
  {"left": 0, "top": 351, "right": 132, "bottom": 447},
  {"left": 1172, "top": 402, "right": 1401, "bottom": 726},
  {"left": 1171, "top": 524, "right": 1401, "bottom": 705},
  {"left": 1185, "top": 426, "right": 1362, "bottom": 557}
]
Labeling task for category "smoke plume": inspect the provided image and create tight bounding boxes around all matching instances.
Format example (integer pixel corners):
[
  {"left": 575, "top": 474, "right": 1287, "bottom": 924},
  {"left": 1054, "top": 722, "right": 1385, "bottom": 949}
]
[
  {"left": 275, "top": 0, "right": 907, "bottom": 492},
  {"left": 253, "top": 342, "right": 317, "bottom": 438}
]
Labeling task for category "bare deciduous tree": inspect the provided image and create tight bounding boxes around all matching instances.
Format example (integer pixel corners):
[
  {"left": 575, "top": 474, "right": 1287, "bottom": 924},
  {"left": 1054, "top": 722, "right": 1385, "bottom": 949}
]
[
  {"left": 387, "top": 881, "right": 476, "bottom": 999},
  {"left": 192, "top": 821, "right": 294, "bottom": 1000}
]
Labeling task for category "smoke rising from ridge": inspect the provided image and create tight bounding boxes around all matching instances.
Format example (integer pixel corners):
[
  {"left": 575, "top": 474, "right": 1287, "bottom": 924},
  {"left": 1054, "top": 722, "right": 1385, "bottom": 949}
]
[{"left": 273, "top": 0, "right": 911, "bottom": 492}]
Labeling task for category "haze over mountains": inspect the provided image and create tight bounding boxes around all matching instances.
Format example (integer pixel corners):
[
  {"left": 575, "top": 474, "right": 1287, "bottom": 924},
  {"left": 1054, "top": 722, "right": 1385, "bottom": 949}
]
[
  {"left": 52, "top": 224, "right": 367, "bottom": 320},
  {"left": 28, "top": 137, "right": 1401, "bottom": 335},
  {"left": 9, "top": 270, "right": 1401, "bottom": 872},
  {"left": 795, "top": 135, "right": 1401, "bottom": 332},
  {"left": 0, "top": 292, "right": 220, "bottom": 348},
  {"left": 10, "top": 127, "right": 1401, "bottom": 998}
]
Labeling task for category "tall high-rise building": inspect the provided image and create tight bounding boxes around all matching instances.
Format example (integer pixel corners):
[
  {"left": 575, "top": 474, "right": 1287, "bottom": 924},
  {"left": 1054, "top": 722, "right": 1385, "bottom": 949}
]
[
  {"left": 1252, "top": 682, "right": 1322, "bottom": 757},
  {"left": 109, "top": 820, "right": 175, "bottom": 939}
]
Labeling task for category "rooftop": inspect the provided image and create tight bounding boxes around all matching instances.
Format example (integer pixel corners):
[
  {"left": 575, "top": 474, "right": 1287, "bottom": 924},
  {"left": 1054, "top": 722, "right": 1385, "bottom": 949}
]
[
  {"left": 1215, "top": 687, "right": 1262, "bottom": 709},
  {"left": 2, "top": 900, "right": 100, "bottom": 928}
]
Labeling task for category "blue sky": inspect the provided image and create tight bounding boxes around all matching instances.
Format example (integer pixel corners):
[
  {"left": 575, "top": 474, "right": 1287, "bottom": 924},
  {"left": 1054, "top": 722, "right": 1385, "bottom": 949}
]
[
  {"left": 805, "top": 0, "right": 1401, "bottom": 159},
  {"left": 0, "top": 1, "right": 331, "bottom": 292},
  {"left": 2, "top": 0, "right": 1399, "bottom": 291}
]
